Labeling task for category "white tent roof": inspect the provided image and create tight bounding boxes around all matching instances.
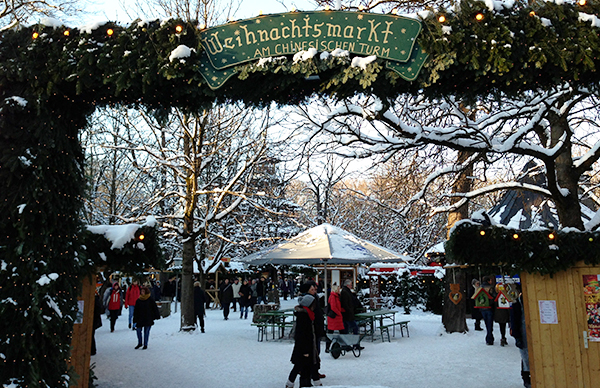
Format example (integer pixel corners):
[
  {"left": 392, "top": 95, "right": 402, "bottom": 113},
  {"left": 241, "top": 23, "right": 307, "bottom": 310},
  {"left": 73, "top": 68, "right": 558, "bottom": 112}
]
[{"left": 235, "top": 223, "right": 409, "bottom": 265}]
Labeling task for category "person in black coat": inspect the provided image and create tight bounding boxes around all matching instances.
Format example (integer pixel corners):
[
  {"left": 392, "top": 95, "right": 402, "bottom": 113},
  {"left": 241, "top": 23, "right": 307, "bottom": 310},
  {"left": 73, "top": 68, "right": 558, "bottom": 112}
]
[
  {"left": 289, "top": 294, "right": 320, "bottom": 388},
  {"left": 219, "top": 278, "right": 234, "bottom": 320},
  {"left": 511, "top": 284, "right": 531, "bottom": 388},
  {"left": 194, "top": 281, "right": 206, "bottom": 332},
  {"left": 133, "top": 286, "right": 160, "bottom": 349},
  {"left": 256, "top": 276, "right": 268, "bottom": 304},
  {"left": 238, "top": 279, "right": 252, "bottom": 319},
  {"left": 340, "top": 279, "right": 358, "bottom": 334},
  {"left": 91, "top": 292, "right": 103, "bottom": 355}
]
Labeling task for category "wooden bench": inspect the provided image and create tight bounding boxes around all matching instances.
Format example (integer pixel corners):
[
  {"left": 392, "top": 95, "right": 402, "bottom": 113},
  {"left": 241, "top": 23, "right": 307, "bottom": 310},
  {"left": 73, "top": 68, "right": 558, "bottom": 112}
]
[{"left": 379, "top": 321, "right": 410, "bottom": 342}]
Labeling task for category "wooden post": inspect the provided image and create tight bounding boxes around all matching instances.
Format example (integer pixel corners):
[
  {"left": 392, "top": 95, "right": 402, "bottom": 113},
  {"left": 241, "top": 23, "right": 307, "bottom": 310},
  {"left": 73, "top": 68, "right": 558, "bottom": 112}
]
[{"left": 68, "top": 275, "right": 95, "bottom": 388}]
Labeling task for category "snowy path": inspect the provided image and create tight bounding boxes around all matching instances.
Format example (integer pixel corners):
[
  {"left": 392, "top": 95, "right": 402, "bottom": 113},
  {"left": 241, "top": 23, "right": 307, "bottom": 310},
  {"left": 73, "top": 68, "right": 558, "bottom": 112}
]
[{"left": 92, "top": 299, "right": 524, "bottom": 388}]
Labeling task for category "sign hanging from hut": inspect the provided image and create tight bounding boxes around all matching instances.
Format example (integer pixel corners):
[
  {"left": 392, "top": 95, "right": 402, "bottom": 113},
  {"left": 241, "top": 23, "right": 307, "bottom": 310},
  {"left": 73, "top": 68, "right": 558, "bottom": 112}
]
[{"left": 449, "top": 283, "right": 463, "bottom": 305}]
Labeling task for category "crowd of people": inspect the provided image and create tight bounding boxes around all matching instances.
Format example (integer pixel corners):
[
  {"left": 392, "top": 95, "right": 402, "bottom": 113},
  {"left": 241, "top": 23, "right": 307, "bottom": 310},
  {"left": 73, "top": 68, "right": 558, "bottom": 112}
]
[
  {"left": 93, "top": 273, "right": 530, "bottom": 388},
  {"left": 94, "top": 277, "right": 163, "bottom": 352}
]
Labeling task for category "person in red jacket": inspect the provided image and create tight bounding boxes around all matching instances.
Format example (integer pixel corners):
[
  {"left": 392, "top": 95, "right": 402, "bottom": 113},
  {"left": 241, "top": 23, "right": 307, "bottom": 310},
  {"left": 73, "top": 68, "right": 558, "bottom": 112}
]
[
  {"left": 324, "top": 283, "right": 344, "bottom": 353},
  {"left": 125, "top": 280, "right": 141, "bottom": 330},
  {"left": 107, "top": 282, "right": 123, "bottom": 332}
]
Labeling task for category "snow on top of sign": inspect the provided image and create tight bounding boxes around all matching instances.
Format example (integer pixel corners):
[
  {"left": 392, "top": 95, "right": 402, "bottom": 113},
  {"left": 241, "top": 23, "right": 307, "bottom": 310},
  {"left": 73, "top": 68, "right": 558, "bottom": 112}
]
[{"left": 169, "top": 45, "right": 193, "bottom": 62}]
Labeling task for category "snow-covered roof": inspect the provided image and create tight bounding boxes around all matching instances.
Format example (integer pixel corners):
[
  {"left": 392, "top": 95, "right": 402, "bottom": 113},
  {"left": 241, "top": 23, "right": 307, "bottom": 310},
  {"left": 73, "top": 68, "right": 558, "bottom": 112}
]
[
  {"left": 236, "top": 223, "right": 409, "bottom": 265},
  {"left": 487, "top": 161, "right": 595, "bottom": 230}
]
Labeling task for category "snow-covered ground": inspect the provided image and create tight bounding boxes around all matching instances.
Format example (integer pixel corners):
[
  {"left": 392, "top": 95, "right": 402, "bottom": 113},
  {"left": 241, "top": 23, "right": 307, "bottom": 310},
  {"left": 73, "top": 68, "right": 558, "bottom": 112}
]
[{"left": 92, "top": 298, "right": 524, "bottom": 388}]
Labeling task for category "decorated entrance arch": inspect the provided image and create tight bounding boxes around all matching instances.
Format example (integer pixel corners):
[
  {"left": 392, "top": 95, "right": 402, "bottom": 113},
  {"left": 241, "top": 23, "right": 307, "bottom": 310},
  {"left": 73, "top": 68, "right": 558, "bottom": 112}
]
[{"left": 3, "top": 0, "right": 600, "bottom": 386}]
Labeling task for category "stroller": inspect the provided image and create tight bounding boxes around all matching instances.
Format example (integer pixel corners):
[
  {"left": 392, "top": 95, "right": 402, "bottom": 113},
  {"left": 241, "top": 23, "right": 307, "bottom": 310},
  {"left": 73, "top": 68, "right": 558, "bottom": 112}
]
[{"left": 326, "top": 333, "right": 365, "bottom": 359}]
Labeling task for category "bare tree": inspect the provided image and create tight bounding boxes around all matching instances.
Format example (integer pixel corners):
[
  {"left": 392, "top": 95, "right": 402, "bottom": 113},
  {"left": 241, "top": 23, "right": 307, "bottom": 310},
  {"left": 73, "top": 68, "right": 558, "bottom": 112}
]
[{"left": 0, "top": 0, "right": 81, "bottom": 31}]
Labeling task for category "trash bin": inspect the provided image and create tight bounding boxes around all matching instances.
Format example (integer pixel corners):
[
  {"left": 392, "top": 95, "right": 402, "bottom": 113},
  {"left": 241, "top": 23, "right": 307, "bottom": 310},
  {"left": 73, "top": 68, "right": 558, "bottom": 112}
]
[{"left": 157, "top": 300, "right": 171, "bottom": 318}]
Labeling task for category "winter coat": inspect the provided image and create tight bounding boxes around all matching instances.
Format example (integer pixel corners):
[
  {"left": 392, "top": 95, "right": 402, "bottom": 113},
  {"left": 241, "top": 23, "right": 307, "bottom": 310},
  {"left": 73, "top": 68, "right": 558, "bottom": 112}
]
[
  {"left": 291, "top": 306, "right": 319, "bottom": 366},
  {"left": 107, "top": 287, "right": 122, "bottom": 313},
  {"left": 257, "top": 280, "right": 268, "bottom": 298},
  {"left": 327, "top": 292, "right": 345, "bottom": 331},
  {"left": 220, "top": 283, "right": 234, "bottom": 305},
  {"left": 238, "top": 284, "right": 252, "bottom": 307},
  {"left": 102, "top": 287, "right": 112, "bottom": 309},
  {"left": 231, "top": 282, "right": 242, "bottom": 300},
  {"left": 494, "top": 306, "right": 510, "bottom": 323},
  {"left": 313, "top": 294, "right": 326, "bottom": 338},
  {"left": 125, "top": 284, "right": 140, "bottom": 308},
  {"left": 194, "top": 286, "right": 206, "bottom": 316},
  {"left": 93, "top": 294, "right": 103, "bottom": 330},
  {"left": 510, "top": 295, "right": 527, "bottom": 349},
  {"left": 250, "top": 283, "right": 258, "bottom": 297},
  {"left": 280, "top": 279, "right": 289, "bottom": 292},
  {"left": 340, "top": 286, "right": 355, "bottom": 322},
  {"left": 133, "top": 295, "right": 160, "bottom": 327}
]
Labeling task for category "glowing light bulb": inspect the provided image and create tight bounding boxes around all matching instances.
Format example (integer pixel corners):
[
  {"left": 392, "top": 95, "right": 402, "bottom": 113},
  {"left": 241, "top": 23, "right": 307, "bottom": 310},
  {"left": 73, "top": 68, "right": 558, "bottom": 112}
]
[
  {"left": 107, "top": 28, "right": 114, "bottom": 36},
  {"left": 438, "top": 15, "right": 447, "bottom": 23},
  {"left": 513, "top": 233, "right": 519, "bottom": 240},
  {"left": 259, "top": 10, "right": 263, "bottom": 15},
  {"left": 392, "top": 9, "right": 398, "bottom": 15},
  {"left": 291, "top": 7, "right": 296, "bottom": 12},
  {"left": 480, "top": 230, "right": 486, "bottom": 236},
  {"left": 529, "top": 11, "right": 536, "bottom": 17},
  {"left": 32, "top": 32, "right": 39, "bottom": 39},
  {"left": 138, "top": 234, "right": 145, "bottom": 241},
  {"left": 359, "top": 5, "right": 364, "bottom": 11},
  {"left": 579, "top": 0, "right": 587, "bottom": 5},
  {"left": 175, "top": 25, "right": 183, "bottom": 33},
  {"left": 475, "top": 13, "right": 484, "bottom": 21},
  {"left": 548, "top": 233, "right": 556, "bottom": 240},
  {"left": 199, "top": 23, "right": 206, "bottom": 30},
  {"left": 325, "top": 5, "right": 330, "bottom": 10},
  {"left": 63, "top": 30, "right": 70, "bottom": 36}
]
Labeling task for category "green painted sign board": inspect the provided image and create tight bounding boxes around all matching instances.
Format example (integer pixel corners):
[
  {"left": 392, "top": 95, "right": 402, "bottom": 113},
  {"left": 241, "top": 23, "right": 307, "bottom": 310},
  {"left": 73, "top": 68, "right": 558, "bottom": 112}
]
[{"left": 198, "top": 11, "right": 428, "bottom": 89}]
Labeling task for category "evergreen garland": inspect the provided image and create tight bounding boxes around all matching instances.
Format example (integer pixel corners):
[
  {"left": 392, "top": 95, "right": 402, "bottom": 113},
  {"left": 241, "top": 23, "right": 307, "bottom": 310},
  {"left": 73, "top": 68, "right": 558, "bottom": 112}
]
[{"left": 446, "top": 221, "right": 600, "bottom": 276}]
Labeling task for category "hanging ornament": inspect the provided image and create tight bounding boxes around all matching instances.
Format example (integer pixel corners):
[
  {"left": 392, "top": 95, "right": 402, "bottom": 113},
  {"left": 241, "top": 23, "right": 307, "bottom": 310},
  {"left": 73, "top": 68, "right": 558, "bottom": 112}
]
[{"left": 449, "top": 283, "right": 463, "bottom": 305}]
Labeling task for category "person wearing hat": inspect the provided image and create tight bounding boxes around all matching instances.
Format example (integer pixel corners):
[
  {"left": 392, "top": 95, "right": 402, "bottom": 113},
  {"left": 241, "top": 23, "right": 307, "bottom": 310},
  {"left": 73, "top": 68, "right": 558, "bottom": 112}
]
[{"left": 287, "top": 293, "right": 321, "bottom": 388}]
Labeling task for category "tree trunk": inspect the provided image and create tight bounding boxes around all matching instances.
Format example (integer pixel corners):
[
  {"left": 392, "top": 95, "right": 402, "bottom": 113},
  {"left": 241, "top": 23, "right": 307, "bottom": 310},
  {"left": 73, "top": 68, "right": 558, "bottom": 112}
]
[
  {"left": 442, "top": 270, "right": 468, "bottom": 333},
  {"left": 180, "top": 115, "right": 197, "bottom": 331},
  {"left": 181, "top": 222, "right": 196, "bottom": 331},
  {"left": 548, "top": 112, "right": 584, "bottom": 230}
]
